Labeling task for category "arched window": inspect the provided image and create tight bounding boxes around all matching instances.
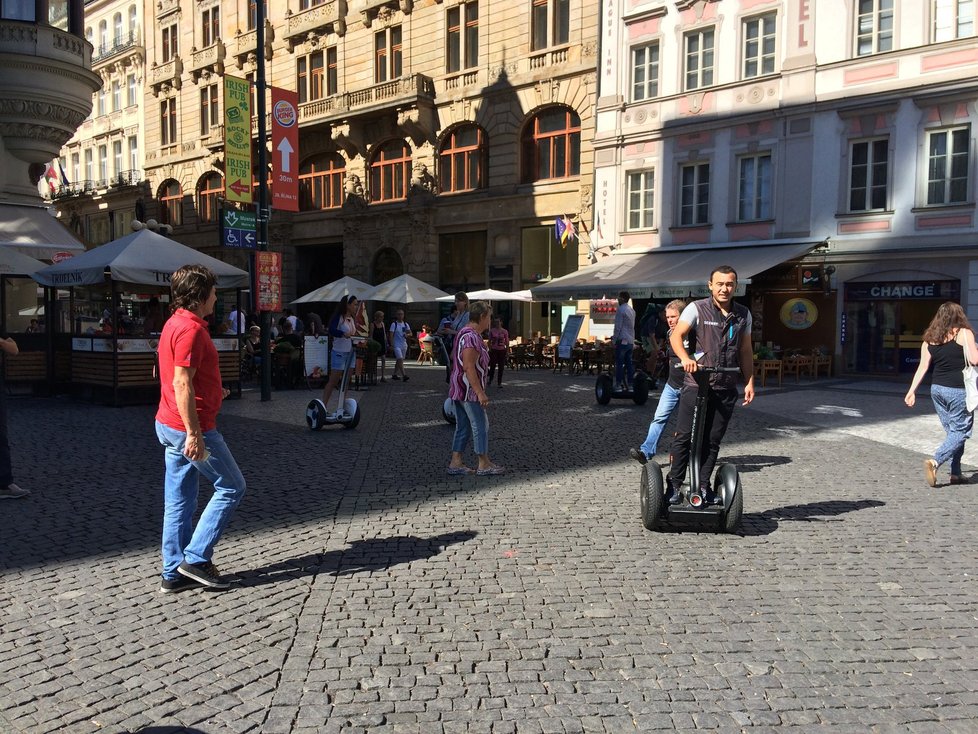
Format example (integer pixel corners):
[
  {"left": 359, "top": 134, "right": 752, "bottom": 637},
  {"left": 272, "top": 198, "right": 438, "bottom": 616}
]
[
  {"left": 299, "top": 153, "right": 346, "bottom": 210},
  {"left": 113, "top": 13, "right": 122, "bottom": 44},
  {"left": 197, "top": 172, "right": 223, "bottom": 223},
  {"left": 158, "top": 179, "right": 183, "bottom": 226},
  {"left": 369, "top": 140, "right": 411, "bottom": 202},
  {"left": 521, "top": 106, "right": 581, "bottom": 183},
  {"left": 85, "top": 27, "right": 92, "bottom": 44},
  {"left": 98, "top": 20, "right": 108, "bottom": 51},
  {"left": 128, "top": 5, "right": 137, "bottom": 35},
  {"left": 438, "top": 124, "right": 486, "bottom": 193}
]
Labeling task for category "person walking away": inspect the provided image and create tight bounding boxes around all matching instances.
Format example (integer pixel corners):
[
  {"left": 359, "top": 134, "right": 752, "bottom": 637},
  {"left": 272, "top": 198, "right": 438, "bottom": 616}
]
[
  {"left": 613, "top": 291, "right": 636, "bottom": 391},
  {"left": 447, "top": 301, "right": 504, "bottom": 476},
  {"left": 0, "top": 332, "right": 28, "bottom": 499},
  {"left": 436, "top": 292, "right": 469, "bottom": 382},
  {"left": 487, "top": 317, "right": 510, "bottom": 388},
  {"left": 155, "top": 264, "right": 246, "bottom": 591},
  {"left": 321, "top": 295, "right": 359, "bottom": 415},
  {"left": 905, "top": 301, "right": 978, "bottom": 486},
  {"left": 629, "top": 300, "right": 688, "bottom": 464},
  {"left": 389, "top": 309, "right": 412, "bottom": 381},
  {"left": 371, "top": 311, "right": 388, "bottom": 382},
  {"left": 666, "top": 266, "right": 754, "bottom": 506}
]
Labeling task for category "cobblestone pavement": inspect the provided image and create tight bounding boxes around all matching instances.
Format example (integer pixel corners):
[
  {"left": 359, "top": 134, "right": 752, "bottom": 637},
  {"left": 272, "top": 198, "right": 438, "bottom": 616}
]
[{"left": 2, "top": 365, "right": 978, "bottom": 733}]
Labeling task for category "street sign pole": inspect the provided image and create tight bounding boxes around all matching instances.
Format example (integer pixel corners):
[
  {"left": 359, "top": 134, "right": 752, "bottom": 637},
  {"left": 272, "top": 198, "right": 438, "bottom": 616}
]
[{"left": 256, "top": 0, "right": 271, "bottom": 401}]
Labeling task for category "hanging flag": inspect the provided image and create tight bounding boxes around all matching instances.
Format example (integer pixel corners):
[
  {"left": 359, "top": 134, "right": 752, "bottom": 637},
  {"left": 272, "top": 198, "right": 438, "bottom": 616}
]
[
  {"left": 58, "top": 160, "right": 70, "bottom": 187},
  {"left": 554, "top": 216, "right": 565, "bottom": 244},
  {"left": 43, "top": 162, "right": 59, "bottom": 194},
  {"left": 560, "top": 215, "right": 577, "bottom": 249}
]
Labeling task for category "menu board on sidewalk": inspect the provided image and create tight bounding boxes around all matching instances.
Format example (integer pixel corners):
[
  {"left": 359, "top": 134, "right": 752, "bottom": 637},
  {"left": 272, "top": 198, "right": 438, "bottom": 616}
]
[
  {"left": 558, "top": 314, "right": 585, "bottom": 360},
  {"left": 255, "top": 251, "right": 282, "bottom": 312}
]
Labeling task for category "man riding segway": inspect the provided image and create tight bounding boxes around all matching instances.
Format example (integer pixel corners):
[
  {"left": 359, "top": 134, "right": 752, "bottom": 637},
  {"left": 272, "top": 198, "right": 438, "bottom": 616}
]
[{"left": 665, "top": 265, "right": 755, "bottom": 506}]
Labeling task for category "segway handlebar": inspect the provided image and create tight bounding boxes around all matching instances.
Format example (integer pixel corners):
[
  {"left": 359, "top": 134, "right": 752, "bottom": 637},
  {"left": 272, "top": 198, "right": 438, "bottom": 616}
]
[{"left": 673, "top": 364, "right": 742, "bottom": 374}]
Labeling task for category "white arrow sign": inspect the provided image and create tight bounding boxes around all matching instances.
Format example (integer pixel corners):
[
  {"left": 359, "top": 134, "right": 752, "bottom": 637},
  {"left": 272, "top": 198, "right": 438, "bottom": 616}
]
[
  {"left": 244, "top": 232, "right": 255, "bottom": 246},
  {"left": 277, "top": 137, "right": 294, "bottom": 174}
]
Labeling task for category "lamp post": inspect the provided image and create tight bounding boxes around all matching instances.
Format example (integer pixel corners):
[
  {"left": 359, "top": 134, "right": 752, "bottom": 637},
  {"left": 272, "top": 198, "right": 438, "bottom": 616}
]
[{"left": 256, "top": 0, "right": 271, "bottom": 401}]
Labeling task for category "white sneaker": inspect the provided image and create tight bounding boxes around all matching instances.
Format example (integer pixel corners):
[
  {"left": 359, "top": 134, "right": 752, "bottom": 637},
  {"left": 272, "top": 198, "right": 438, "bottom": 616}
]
[{"left": 0, "top": 483, "right": 29, "bottom": 499}]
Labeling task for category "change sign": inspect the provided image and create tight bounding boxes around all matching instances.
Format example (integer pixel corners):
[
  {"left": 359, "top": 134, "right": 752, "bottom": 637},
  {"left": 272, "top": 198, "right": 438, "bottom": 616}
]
[
  {"left": 224, "top": 75, "right": 253, "bottom": 204},
  {"left": 221, "top": 208, "right": 257, "bottom": 249}
]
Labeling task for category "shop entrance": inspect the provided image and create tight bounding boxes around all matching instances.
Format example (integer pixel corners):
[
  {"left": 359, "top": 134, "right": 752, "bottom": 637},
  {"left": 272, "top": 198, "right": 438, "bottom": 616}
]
[{"left": 842, "top": 280, "right": 960, "bottom": 375}]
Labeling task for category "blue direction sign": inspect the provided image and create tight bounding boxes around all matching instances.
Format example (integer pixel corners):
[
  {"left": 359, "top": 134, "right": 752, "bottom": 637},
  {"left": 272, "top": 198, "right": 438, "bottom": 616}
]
[{"left": 221, "top": 208, "right": 257, "bottom": 249}]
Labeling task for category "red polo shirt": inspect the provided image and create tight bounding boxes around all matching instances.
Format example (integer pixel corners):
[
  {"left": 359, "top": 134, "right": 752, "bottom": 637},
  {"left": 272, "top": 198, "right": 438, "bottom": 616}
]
[{"left": 156, "top": 308, "right": 222, "bottom": 432}]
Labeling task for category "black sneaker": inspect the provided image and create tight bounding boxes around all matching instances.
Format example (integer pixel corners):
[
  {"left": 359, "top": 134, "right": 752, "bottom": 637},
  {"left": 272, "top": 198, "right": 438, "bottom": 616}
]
[
  {"left": 392, "top": 374, "right": 401, "bottom": 380},
  {"left": 666, "top": 483, "right": 683, "bottom": 505},
  {"left": 402, "top": 375, "right": 409, "bottom": 382},
  {"left": 177, "top": 561, "right": 230, "bottom": 590},
  {"left": 159, "top": 575, "right": 202, "bottom": 594},
  {"left": 629, "top": 447, "right": 648, "bottom": 465},
  {"left": 702, "top": 489, "right": 722, "bottom": 506}
]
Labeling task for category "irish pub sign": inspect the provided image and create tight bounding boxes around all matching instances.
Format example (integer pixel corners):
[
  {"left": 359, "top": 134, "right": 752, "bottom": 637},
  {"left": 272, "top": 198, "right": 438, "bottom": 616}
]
[{"left": 223, "top": 75, "right": 253, "bottom": 204}]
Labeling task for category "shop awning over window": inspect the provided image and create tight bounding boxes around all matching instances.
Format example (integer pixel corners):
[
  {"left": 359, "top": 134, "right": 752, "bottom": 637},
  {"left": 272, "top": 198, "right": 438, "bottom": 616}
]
[
  {"left": 0, "top": 203, "right": 85, "bottom": 260},
  {"left": 530, "top": 239, "right": 826, "bottom": 301}
]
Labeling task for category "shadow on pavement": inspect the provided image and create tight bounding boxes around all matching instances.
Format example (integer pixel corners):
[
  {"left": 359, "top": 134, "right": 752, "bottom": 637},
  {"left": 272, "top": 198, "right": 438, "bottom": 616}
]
[
  {"left": 133, "top": 728, "right": 209, "bottom": 733},
  {"left": 716, "top": 454, "right": 792, "bottom": 473},
  {"left": 234, "top": 530, "right": 478, "bottom": 587},
  {"left": 740, "top": 498, "right": 886, "bottom": 536}
]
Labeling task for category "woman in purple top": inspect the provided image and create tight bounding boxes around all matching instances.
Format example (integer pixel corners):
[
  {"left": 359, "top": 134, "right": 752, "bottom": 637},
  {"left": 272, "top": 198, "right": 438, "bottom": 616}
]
[{"left": 446, "top": 301, "right": 504, "bottom": 476}]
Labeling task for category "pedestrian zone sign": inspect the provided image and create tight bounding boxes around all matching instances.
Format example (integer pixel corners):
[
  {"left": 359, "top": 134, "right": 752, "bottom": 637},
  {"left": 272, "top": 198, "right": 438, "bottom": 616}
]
[{"left": 221, "top": 208, "right": 257, "bottom": 249}]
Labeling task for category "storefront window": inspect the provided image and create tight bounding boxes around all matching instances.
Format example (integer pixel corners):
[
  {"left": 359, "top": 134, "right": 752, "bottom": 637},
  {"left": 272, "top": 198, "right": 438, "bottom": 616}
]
[
  {"left": 3, "top": 278, "right": 44, "bottom": 333},
  {"left": 439, "top": 231, "right": 487, "bottom": 292}
]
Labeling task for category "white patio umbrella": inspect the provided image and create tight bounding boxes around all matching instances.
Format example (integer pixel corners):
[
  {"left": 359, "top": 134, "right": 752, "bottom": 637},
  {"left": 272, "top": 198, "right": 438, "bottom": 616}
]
[
  {"left": 292, "top": 276, "right": 372, "bottom": 304},
  {"left": 364, "top": 274, "right": 450, "bottom": 303},
  {"left": 436, "top": 288, "right": 534, "bottom": 302}
]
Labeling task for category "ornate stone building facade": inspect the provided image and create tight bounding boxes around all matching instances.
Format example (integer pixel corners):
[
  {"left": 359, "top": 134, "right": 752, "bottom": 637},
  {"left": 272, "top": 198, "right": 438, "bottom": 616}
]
[{"left": 137, "top": 0, "right": 599, "bottom": 334}]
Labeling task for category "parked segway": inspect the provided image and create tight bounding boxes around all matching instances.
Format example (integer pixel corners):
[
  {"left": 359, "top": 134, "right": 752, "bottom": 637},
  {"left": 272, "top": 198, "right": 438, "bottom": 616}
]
[
  {"left": 640, "top": 365, "right": 743, "bottom": 533},
  {"left": 595, "top": 370, "right": 650, "bottom": 406},
  {"left": 306, "top": 346, "right": 361, "bottom": 430},
  {"left": 435, "top": 336, "right": 457, "bottom": 425}
]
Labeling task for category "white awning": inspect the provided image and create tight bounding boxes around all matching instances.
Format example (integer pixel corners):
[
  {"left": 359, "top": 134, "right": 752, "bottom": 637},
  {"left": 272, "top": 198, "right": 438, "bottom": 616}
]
[
  {"left": 0, "top": 203, "right": 85, "bottom": 259},
  {"left": 531, "top": 239, "right": 826, "bottom": 301}
]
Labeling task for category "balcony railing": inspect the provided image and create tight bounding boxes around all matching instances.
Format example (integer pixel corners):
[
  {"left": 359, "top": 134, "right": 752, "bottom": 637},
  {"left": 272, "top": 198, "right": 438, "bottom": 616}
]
[
  {"left": 189, "top": 41, "right": 225, "bottom": 81},
  {"left": 149, "top": 56, "right": 182, "bottom": 95},
  {"left": 284, "top": 0, "right": 346, "bottom": 49},
  {"left": 112, "top": 169, "right": 143, "bottom": 187},
  {"left": 298, "top": 74, "right": 435, "bottom": 125},
  {"left": 92, "top": 30, "right": 141, "bottom": 64}
]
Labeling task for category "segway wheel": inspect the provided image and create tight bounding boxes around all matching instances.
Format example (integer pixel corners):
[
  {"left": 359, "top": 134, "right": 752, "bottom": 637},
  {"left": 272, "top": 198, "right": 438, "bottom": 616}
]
[
  {"left": 305, "top": 399, "right": 328, "bottom": 431},
  {"left": 632, "top": 372, "right": 650, "bottom": 405},
  {"left": 640, "top": 464, "right": 665, "bottom": 531},
  {"left": 595, "top": 374, "right": 613, "bottom": 405},
  {"left": 343, "top": 399, "right": 361, "bottom": 430},
  {"left": 442, "top": 398, "right": 456, "bottom": 425},
  {"left": 715, "top": 464, "right": 743, "bottom": 533}
]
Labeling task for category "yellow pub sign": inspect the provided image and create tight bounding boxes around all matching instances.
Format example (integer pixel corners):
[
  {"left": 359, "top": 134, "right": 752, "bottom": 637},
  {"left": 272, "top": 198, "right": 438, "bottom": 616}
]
[{"left": 223, "top": 75, "right": 253, "bottom": 204}]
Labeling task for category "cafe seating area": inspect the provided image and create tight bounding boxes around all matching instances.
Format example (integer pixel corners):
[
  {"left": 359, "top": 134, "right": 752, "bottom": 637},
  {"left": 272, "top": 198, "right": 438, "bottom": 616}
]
[{"left": 752, "top": 346, "right": 834, "bottom": 386}]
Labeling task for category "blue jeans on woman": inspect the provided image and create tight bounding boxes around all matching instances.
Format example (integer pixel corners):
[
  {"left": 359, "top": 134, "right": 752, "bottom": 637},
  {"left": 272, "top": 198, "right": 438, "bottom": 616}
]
[
  {"left": 155, "top": 421, "right": 247, "bottom": 581},
  {"left": 452, "top": 400, "right": 489, "bottom": 456},
  {"left": 639, "top": 383, "right": 682, "bottom": 459},
  {"left": 930, "top": 384, "right": 973, "bottom": 476}
]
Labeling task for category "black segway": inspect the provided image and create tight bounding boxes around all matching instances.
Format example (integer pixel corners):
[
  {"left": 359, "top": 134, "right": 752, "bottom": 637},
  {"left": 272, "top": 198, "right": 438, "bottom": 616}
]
[
  {"left": 640, "top": 365, "right": 743, "bottom": 533},
  {"left": 595, "top": 370, "right": 650, "bottom": 406},
  {"left": 306, "top": 348, "right": 361, "bottom": 430}
]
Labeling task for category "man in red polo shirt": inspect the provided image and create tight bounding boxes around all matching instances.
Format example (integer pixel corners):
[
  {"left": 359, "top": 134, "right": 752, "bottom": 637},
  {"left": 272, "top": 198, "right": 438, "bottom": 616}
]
[{"left": 155, "top": 264, "right": 246, "bottom": 593}]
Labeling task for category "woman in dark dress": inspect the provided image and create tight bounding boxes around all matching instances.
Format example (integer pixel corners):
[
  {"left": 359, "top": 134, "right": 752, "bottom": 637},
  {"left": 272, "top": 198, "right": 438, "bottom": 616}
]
[{"left": 371, "top": 311, "right": 388, "bottom": 382}]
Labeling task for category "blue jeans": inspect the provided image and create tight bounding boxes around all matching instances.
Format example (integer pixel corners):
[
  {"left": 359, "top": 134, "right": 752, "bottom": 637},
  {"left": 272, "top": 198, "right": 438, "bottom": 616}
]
[
  {"left": 931, "top": 384, "right": 973, "bottom": 476},
  {"left": 639, "top": 383, "right": 682, "bottom": 458},
  {"left": 615, "top": 343, "right": 634, "bottom": 387},
  {"left": 452, "top": 400, "right": 489, "bottom": 456},
  {"left": 155, "top": 421, "right": 247, "bottom": 580}
]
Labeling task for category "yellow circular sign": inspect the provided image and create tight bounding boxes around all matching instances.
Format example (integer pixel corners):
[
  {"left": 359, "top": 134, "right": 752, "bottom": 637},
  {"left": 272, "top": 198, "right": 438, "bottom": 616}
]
[{"left": 780, "top": 298, "right": 818, "bottom": 330}]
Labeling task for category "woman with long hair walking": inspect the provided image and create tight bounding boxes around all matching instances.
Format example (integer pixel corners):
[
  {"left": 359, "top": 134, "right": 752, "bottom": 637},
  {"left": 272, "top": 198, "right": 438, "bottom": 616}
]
[{"left": 905, "top": 302, "right": 978, "bottom": 486}]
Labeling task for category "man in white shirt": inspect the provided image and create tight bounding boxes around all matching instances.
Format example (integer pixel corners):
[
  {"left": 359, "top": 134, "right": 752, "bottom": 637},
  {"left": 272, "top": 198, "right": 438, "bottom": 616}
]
[{"left": 613, "top": 291, "right": 636, "bottom": 391}]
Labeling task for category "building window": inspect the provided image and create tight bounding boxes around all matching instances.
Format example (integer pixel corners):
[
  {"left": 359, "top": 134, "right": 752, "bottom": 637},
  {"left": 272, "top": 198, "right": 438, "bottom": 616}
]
[
  {"left": 933, "top": 0, "right": 975, "bottom": 41},
  {"left": 127, "top": 74, "right": 136, "bottom": 106},
  {"left": 521, "top": 106, "right": 581, "bottom": 183},
  {"left": 161, "top": 23, "right": 178, "bottom": 62},
  {"left": 128, "top": 4, "right": 137, "bottom": 34},
  {"left": 927, "top": 126, "right": 970, "bottom": 205},
  {"left": 113, "top": 13, "right": 122, "bottom": 45},
  {"left": 197, "top": 172, "right": 223, "bottom": 223},
  {"left": 856, "top": 0, "right": 894, "bottom": 55},
  {"left": 743, "top": 13, "right": 776, "bottom": 78},
  {"left": 3, "top": 1, "right": 34, "bottom": 21},
  {"left": 112, "top": 140, "right": 123, "bottom": 178},
  {"left": 738, "top": 153, "right": 772, "bottom": 220},
  {"left": 128, "top": 136, "right": 138, "bottom": 172},
  {"left": 248, "top": 0, "right": 267, "bottom": 31},
  {"left": 631, "top": 41, "right": 659, "bottom": 102},
  {"left": 158, "top": 180, "right": 183, "bottom": 226},
  {"left": 447, "top": 1, "right": 478, "bottom": 73},
  {"left": 84, "top": 149, "right": 93, "bottom": 183},
  {"left": 98, "top": 144, "right": 108, "bottom": 183},
  {"left": 679, "top": 162, "right": 710, "bottom": 226},
  {"left": 97, "top": 87, "right": 106, "bottom": 116},
  {"left": 200, "top": 84, "right": 219, "bottom": 135},
  {"left": 111, "top": 80, "right": 121, "bottom": 111},
  {"left": 531, "top": 0, "right": 569, "bottom": 51},
  {"left": 369, "top": 140, "right": 411, "bottom": 202},
  {"left": 98, "top": 20, "right": 107, "bottom": 51},
  {"left": 684, "top": 28, "right": 715, "bottom": 90},
  {"left": 201, "top": 5, "right": 220, "bottom": 47},
  {"left": 627, "top": 170, "right": 655, "bottom": 230},
  {"left": 297, "top": 51, "right": 324, "bottom": 104},
  {"left": 299, "top": 153, "right": 345, "bottom": 210},
  {"left": 160, "top": 98, "right": 177, "bottom": 146},
  {"left": 375, "top": 25, "right": 402, "bottom": 83},
  {"left": 326, "top": 46, "right": 338, "bottom": 95},
  {"left": 299, "top": 0, "right": 326, "bottom": 8},
  {"left": 439, "top": 125, "right": 485, "bottom": 193},
  {"left": 71, "top": 152, "right": 80, "bottom": 185},
  {"left": 848, "top": 138, "right": 888, "bottom": 212}
]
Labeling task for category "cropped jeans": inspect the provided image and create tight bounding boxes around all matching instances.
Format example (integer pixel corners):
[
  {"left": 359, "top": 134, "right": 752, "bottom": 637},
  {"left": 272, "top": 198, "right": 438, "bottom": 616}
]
[
  {"left": 452, "top": 400, "right": 489, "bottom": 456},
  {"left": 155, "top": 421, "right": 247, "bottom": 581},
  {"left": 639, "top": 383, "right": 682, "bottom": 458},
  {"left": 930, "top": 384, "right": 973, "bottom": 477}
]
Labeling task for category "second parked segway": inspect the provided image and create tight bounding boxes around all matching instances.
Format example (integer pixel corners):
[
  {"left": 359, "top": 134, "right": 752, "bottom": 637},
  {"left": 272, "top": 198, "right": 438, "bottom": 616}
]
[
  {"left": 640, "top": 365, "right": 743, "bottom": 533},
  {"left": 595, "top": 370, "right": 650, "bottom": 406}
]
